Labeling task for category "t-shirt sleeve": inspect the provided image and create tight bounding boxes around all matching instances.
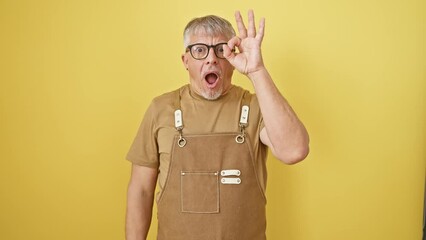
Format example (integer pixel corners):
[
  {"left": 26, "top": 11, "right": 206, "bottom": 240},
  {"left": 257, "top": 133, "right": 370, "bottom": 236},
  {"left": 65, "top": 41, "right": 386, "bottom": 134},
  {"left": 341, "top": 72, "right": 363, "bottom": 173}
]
[
  {"left": 126, "top": 102, "right": 159, "bottom": 168},
  {"left": 259, "top": 116, "right": 265, "bottom": 133}
]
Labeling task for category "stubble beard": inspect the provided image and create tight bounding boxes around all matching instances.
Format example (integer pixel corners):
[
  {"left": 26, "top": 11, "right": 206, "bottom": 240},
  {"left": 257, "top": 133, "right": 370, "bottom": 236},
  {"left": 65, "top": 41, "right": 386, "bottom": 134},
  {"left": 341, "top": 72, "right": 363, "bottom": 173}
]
[{"left": 201, "top": 87, "right": 223, "bottom": 100}]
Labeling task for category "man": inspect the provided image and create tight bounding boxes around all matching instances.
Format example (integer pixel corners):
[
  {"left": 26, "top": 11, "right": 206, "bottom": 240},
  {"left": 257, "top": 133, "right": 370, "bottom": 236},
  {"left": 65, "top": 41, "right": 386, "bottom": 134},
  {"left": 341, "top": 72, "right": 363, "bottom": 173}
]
[{"left": 126, "top": 10, "right": 309, "bottom": 240}]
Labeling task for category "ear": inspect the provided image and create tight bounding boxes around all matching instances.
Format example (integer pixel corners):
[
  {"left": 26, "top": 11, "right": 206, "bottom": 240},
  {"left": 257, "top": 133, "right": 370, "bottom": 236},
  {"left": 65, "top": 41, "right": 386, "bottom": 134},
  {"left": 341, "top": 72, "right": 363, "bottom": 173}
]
[{"left": 181, "top": 54, "right": 189, "bottom": 70}]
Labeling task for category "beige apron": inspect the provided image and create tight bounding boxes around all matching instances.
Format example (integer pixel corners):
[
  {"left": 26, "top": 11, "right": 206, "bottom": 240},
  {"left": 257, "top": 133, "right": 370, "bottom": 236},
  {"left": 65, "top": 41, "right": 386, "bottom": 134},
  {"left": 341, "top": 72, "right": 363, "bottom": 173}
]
[{"left": 157, "top": 90, "right": 267, "bottom": 240}]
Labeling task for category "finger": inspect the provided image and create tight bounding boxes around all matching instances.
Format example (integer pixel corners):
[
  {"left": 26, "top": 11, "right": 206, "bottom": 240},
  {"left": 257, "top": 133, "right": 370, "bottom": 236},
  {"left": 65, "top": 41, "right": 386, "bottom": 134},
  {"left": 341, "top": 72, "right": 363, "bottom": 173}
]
[
  {"left": 227, "top": 36, "right": 241, "bottom": 50},
  {"left": 229, "top": 36, "right": 245, "bottom": 54},
  {"left": 223, "top": 44, "right": 237, "bottom": 65},
  {"left": 235, "top": 11, "right": 247, "bottom": 38},
  {"left": 247, "top": 9, "right": 256, "bottom": 38},
  {"left": 256, "top": 17, "right": 265, "bottom": 43},
  {"left": 224, "top": 36, "right": 241, "bottom": 62},
  {"left": 222, "top": 44, "right": 235, "bottom": 61}
]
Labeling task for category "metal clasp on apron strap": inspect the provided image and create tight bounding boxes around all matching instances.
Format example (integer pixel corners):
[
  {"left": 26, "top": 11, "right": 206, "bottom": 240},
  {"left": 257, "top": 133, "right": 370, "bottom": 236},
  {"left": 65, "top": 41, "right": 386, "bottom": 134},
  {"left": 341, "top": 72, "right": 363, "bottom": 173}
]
[
  {"left": 236, "top": 105, "right": 249, "bottom": 144},
  {"left": 175, "top": 109, "right": 186, "bottom": 147}
]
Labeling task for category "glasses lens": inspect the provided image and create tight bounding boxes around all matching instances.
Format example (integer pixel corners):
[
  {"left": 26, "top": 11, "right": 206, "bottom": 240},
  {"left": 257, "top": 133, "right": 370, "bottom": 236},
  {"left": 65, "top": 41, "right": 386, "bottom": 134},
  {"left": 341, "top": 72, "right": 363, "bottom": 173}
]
[
  {"left": 191, "top": 44, "right": 208, "bottom": 59},
  {"left": 214, "top": 43, "right": 226, "bottom": 58}
]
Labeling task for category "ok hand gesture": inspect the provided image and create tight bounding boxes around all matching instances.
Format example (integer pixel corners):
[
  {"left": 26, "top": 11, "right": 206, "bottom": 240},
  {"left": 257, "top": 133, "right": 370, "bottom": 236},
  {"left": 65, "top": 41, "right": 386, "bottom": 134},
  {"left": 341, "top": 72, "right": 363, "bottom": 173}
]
[{"left": 223, "top": 10, "right": 266, "bottom": 79}]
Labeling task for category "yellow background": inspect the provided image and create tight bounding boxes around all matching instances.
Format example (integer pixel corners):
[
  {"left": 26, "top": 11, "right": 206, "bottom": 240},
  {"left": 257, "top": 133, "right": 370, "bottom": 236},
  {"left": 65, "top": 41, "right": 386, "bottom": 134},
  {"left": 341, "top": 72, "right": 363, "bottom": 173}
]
[{"left": 0, "top": 0, "right": 424, "bottom": 239}]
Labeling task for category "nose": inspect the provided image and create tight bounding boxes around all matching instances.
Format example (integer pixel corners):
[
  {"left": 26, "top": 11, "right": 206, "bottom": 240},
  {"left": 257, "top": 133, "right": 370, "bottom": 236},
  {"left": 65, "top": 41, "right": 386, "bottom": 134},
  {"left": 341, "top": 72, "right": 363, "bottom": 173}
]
[{"left": 205, "top": 47, "right": 218, "bottom": 64}]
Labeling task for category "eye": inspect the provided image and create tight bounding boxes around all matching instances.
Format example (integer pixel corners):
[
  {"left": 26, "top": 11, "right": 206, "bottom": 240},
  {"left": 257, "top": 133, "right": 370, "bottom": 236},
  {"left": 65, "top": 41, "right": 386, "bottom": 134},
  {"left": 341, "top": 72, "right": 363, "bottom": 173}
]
[
  {"left": 216, "top": 44, "right": 224, "bottom": 53},
  {"left": 193, "top": 46, "right": 206, "bottom": 53}
]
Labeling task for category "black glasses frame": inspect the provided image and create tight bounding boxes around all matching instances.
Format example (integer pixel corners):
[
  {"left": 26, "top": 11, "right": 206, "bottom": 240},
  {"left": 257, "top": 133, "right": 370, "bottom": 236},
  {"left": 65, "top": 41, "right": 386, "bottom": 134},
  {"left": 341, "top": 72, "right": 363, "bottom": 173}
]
[{"left": 186, "top": 42, "right": 233, "bottom": 60}]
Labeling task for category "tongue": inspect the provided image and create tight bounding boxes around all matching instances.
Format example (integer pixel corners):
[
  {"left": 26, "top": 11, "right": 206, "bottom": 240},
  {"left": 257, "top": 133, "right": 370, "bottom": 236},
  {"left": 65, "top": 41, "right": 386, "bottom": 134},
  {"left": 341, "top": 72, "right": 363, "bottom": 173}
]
[{"left": 206, "top": 74, "right": 218, "bottom": 84}]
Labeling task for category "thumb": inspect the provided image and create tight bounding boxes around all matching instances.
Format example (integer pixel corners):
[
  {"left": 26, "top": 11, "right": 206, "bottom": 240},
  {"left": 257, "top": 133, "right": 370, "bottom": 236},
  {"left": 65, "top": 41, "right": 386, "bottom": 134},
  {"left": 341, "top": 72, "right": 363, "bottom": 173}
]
[
  {"left": 223, "top": 36, "right": 240, "bottom": 65},
  {"left": 223, "top": 44, "right": 235, "bottom": 64}
]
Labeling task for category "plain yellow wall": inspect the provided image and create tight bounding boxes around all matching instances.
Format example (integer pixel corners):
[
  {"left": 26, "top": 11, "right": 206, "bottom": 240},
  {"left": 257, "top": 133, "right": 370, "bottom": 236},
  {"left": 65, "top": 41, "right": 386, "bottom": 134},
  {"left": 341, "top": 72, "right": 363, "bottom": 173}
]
[{"left": 0, "top": 0, "right": 424, "bottom": 239}]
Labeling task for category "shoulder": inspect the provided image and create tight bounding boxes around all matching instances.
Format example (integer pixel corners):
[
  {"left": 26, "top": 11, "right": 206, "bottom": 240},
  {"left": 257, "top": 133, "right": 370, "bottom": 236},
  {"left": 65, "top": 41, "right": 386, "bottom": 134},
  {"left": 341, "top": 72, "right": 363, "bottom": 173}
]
[
  {"left": 229, "top": 85, "right": 260, "bottom": 108},
  {"left": 148, "top": 85, "right": 189, "bottom": 111},
  {"left": 140, "top": 86, "right": 187, "bottom": 126},
  {"left": 151, "top": 86, "right": 183, "bottom": 106},
  {"left": 231, "top": 85, "right": 262, "bottom": 123}
]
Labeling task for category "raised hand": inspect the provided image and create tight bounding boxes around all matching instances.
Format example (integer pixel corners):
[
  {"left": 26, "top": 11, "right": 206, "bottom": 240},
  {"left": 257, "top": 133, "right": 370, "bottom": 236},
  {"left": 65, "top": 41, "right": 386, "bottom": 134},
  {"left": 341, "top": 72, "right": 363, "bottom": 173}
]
[{"left": 223, "top": 10, "right": 266, "bottom": 78}]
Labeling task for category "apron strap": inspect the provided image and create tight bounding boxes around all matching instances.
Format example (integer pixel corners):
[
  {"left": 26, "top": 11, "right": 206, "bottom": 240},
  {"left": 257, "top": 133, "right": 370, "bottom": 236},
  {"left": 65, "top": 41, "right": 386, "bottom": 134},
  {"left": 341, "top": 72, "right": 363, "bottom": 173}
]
[
  {"left": 173, "top": 88, "right": 182, "bottom": 111},
  {"left": 173, "top": 88, "right": 186, "bottom": 147},
  {"left": 236, "top": 91, "right": 252, "bottom": 144},
  {"left": 241, "top": 90, "right": 252, "bottom": 109}
]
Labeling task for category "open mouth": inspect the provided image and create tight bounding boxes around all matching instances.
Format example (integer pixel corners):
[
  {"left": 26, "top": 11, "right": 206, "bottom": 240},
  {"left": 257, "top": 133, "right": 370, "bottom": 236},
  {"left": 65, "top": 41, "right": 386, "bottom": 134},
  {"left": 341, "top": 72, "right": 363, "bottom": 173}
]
[{"left": 204, "top": 72, "right": 219, "bottom": 89}]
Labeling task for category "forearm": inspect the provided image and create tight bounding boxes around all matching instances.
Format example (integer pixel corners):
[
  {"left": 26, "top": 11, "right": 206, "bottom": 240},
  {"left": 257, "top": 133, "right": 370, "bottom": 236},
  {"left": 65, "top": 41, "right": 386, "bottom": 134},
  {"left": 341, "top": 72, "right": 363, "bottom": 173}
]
[
  {"left": 126, "top": 185, "right": 155, "bottom": 240},
  {"left": 249, "top": 67, "right": 309, "bottom": 163}
]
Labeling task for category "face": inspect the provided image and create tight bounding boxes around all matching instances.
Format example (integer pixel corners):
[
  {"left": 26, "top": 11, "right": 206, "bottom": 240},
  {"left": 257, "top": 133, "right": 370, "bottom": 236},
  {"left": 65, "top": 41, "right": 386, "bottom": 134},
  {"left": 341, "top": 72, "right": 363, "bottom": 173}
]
[{"left": 181, "top": 34, "right": 234, "bottom": 100}]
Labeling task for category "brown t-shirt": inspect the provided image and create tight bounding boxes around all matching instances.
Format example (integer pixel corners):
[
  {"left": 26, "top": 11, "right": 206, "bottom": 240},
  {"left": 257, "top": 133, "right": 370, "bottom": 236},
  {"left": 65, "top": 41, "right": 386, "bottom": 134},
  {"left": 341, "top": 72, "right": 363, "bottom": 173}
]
[{"left": 127, "top": 84, "right": 268, "bottom": 201}]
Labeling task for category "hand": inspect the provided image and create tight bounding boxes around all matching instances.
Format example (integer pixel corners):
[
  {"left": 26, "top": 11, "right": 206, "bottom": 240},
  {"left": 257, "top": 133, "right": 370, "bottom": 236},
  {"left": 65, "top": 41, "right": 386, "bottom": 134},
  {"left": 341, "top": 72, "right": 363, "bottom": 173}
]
[{"left": 223, "top": 10, "right": 266, "bottom": 78}]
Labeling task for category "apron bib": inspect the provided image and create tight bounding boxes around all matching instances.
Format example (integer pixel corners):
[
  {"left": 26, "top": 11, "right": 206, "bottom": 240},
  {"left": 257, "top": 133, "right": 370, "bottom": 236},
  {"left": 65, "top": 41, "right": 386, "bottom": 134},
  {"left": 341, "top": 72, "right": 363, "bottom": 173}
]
[{"left": 157, "top": 90, "right": 266, "bottom": 240}]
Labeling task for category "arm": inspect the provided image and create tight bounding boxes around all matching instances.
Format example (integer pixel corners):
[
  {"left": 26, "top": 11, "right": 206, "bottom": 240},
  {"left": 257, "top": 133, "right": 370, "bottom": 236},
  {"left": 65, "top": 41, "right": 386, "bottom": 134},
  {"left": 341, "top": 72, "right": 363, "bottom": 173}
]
[
  {"left": 126, "top": 164, "right": 158, "bottom": 240},
  {"left": 224, "top": 10, "right": 309, "bottom": 164},
  {"left": 251, "top": 69, "right": 309, "bottom": 164}
]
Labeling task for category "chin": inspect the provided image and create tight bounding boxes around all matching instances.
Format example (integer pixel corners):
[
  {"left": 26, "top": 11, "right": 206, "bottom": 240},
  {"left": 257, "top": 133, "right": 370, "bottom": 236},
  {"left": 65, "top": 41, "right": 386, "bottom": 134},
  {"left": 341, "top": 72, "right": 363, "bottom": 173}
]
[{"left": 201, "top": 88, "right": 223, "bottom": 100}]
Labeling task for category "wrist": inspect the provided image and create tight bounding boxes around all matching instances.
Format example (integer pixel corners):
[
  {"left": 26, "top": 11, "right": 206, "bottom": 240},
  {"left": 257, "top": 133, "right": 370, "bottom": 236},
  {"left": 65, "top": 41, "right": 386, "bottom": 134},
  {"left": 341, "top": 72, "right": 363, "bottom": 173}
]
[{"left": 247, "top": 67, "right": 269, "bottom": 83}]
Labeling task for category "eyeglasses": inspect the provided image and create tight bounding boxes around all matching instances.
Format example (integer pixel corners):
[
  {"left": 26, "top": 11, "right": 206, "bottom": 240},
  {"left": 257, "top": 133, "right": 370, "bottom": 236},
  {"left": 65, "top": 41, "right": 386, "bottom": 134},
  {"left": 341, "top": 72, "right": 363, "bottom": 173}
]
[{"left": 186, "top": 42, "right": 234, "bottom": 60}]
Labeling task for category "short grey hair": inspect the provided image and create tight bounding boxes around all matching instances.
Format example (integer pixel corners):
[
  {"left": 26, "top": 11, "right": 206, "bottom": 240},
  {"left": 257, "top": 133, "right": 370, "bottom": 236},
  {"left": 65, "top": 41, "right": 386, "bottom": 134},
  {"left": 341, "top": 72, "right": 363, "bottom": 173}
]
[{"left": 183, "top": 15, "right": 236, "bottom": 48}]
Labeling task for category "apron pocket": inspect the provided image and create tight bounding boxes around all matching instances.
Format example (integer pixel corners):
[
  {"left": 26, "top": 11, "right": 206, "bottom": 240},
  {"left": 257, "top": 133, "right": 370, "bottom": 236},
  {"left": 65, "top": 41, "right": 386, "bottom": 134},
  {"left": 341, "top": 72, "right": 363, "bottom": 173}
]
[{"left": 180, "top": 171, "right": 219, "bottom": 213}]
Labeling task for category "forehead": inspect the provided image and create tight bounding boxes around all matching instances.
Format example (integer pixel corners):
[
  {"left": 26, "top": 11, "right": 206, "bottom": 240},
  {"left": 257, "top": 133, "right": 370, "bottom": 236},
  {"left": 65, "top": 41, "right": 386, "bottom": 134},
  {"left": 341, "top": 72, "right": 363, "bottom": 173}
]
[{"left": 188, "top": 33, "right": 229, "bottom": 45}]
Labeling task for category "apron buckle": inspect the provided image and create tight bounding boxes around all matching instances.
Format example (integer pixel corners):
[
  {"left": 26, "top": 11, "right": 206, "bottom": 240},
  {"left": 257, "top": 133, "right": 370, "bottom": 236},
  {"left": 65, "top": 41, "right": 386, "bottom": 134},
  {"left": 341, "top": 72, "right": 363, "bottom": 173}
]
[
  {"left": 236, "top": 123, "right": 247, "bottom": 144},
  {"left": 178, "top": 135, "right": 187, "bottom": 147},
  {"left": 235, "top": 134, "right": 245, "bottom": 144}
]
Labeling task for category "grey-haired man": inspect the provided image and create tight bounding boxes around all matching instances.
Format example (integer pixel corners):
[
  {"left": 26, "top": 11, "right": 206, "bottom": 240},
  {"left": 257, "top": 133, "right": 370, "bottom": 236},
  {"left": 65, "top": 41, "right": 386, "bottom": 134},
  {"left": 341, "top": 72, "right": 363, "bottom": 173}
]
[{"left": 126, "top": 10, "right": 309, "bottom": 240}]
